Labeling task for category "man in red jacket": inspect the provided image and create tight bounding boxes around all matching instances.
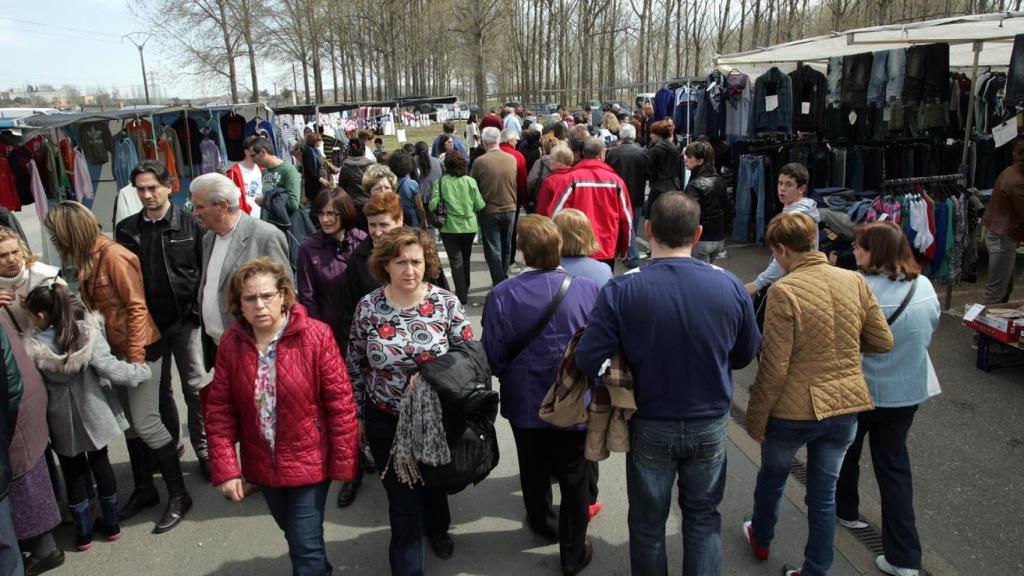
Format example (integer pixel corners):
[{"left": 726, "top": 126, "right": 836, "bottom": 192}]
[
  {"left": 540, "top": 137, "right": 633, "bottom": 268},
  {"left": 535, "top": 145, "right": 576, "bottom": 219}
]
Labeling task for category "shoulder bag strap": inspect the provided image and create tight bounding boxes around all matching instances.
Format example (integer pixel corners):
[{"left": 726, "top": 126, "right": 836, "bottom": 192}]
[
  {"left": 508, "top": 273, "right": 573, "bottom": 362},
  {"left": 886, "top": 278, "right": 918, "bottom": 325}
]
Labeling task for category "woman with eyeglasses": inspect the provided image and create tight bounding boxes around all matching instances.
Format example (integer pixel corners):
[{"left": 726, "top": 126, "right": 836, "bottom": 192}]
[{"left": 205, "top": 257, "right": 358, "bottom": 576}]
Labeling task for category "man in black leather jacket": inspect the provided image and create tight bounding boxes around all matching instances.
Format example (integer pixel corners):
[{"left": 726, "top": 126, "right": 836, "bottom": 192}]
[
  {"left": 605, "top": 123, "right": 649, "bottom": 268},
  {"left": 115, "top": 160, "right": 210, "bottom": 487}
]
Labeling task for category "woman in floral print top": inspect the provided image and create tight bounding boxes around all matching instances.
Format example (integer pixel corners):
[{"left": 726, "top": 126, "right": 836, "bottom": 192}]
[{"left": 346, "top": 227, "right": 472, "bottom": 572}]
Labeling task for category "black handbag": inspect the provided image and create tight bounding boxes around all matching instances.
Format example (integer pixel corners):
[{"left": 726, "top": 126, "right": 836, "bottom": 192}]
[{"left": 429, "top": 178, "right": 448, "bottom": 228}]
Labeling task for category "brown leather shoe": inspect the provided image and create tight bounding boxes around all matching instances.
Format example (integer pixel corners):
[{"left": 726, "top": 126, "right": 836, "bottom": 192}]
[{"left": 562, "top": 539, "right": 593, "bottom": 575}]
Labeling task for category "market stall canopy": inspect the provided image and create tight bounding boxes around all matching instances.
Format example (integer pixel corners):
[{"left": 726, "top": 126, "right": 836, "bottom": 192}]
[
  {"left": 272, "top": 95, "right": 458, "bottom": 116},
  {"left": 18, "top": 103, "right": 273, "bottom": 131},
  {"left": 715, "top": 11, "right": 1023, "bottom": 70}
]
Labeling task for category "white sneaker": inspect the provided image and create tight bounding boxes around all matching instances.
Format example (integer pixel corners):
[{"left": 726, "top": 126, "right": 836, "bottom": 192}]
[
  {"left": 837, "top": 517, "right": 869, "bottom": 529},
  {"left": 875, "top": 555, "right": 919, "bottom": 576}
]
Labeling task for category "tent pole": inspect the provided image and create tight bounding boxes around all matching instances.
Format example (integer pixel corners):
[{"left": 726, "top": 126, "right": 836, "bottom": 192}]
[{"left": 959, "top": 40, "right": 983, "bottom": 177}]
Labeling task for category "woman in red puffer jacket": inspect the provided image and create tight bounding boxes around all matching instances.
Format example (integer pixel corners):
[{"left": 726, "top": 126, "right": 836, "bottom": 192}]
[{"left": 204, "top": 257, "right": 358, "bottom": 576}]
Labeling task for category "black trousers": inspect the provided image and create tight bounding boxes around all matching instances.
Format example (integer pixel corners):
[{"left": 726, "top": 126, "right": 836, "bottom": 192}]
[
  {"left": 440, "top": 232, "right": 476, "bottom": 304},
  {"left": 57, "top": 447, "right": 118, "bottom": 505},
  {"left": 511, "top": 426, "right": 590, "bottom": 567},
  {"left": 836, "top": 406, "right": 922, "bottom": 569}
]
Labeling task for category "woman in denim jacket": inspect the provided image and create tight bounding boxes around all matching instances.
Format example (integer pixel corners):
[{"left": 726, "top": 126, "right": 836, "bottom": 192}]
[{"left": 837, "top": 221, "right": 940, "bottom": 576}]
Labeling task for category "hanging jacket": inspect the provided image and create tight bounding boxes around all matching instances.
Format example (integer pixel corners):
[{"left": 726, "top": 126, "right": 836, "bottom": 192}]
[
  {"left": 750, "top": 67, "right": 794, "bottom": 135},
  {"left": 72, "top": 148, "right": 93, "bottom": 202},
  {"left": 695, "top": 71, "right": 727, "bottom": 139},
  {"left": 789, "top": 65, "right": 827, "bottom": 133}
]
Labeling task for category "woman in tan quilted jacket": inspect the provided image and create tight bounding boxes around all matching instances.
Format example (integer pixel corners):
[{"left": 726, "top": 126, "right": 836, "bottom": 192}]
[{"left": 742, "top": 211, "right": 893, "bottom": 576}]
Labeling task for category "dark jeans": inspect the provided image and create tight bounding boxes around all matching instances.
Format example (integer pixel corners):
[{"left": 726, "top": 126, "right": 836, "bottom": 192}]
[
  {"left": 261, "top": 481, "right": 333, "bottom": 576},
  {"left": 510, "top": 427, "right": 590, "bottom": 567},
  {"left": 155, "top": 322, "right": 207, "bottom": 458},
  {"left": 366, "top": 407, "right": 450, "bottom": 576},
  {"left": 751, "top": 415, "right": 857, "bottom": 576},
  {"left": 479, "top": 211, "right": 515, "bottom": 286},
  {"left": 626, "top": 414, "right": 728, "bottom": 576},
  {"left": 440, "top": 232, "right": 476, "bottom": 304},
  {"left": 57, "top": 447, "right": 117, "bottom": 504},
  {"left": 0, "top": 499, "right": 21, "bottom": 576},
  {"left": 836, "top": 406, "right": 921, "bottom": 569}
]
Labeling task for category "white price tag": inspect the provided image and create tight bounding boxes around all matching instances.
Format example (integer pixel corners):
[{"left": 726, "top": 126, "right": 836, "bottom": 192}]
[
  {"left": 963, "top": 303, "right": 986, "bottom": 322},
  {"left": 992, "top": 117, "right": 1019, "bottom": 148},
  {"left": 883, "top": 107, "right": 891, "bottom": 122},
  {"left": 801, "top": 102, "right": 811, "bottom": 115},
  {"left": 765, "top": 95, "right": 779, "bottom": 112},
  {"left": 396, "top": 129, "right": 407, "bottom": 143},
  {"left": 848, "top": 110, "right": 858, "bottom": 125}
]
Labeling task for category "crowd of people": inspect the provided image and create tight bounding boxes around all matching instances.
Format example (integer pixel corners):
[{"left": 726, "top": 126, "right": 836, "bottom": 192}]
[{"left": 0, "top": 105, "right": 1020, "bottom": 576}]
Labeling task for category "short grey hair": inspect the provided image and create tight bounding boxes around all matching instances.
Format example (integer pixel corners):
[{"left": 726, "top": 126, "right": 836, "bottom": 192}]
[
  {"left": 190, "top": 173, "right": 240, "bottom": 211},
  {"left": 582, "top": 137, "right": 605, "bottom": 159},
  {"left": 504, "top": 106, "right": 516, "bottom": 115},
  {"left": 619, "top": 123, "right": 636, "bottom": 140},
  {"left": 481, "top": 126, "right": 501, "bottom": 146},
  {"left": 500, "top": 129, "right": 518, "bottom": 144}
]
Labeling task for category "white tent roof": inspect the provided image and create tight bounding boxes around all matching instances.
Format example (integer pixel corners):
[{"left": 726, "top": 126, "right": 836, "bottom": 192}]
[{"left": 716, "top": 11, "right": 1023, "bottom": 70}]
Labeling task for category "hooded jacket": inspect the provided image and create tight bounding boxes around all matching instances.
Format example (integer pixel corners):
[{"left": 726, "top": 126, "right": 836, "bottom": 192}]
[
  {"left": 753, "top": 197, "right": 821, "bottom": 291},
  {"left": 24, "top": 312, "right": 149, "bottom": 457},
  {"left": 339, "top": 155, "right": 377, "bottom": 209}
]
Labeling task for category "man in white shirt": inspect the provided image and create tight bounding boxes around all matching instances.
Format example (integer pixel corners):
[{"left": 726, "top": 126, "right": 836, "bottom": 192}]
[{"left": 191, "top": 173, "right": 291, "bottom": 366}]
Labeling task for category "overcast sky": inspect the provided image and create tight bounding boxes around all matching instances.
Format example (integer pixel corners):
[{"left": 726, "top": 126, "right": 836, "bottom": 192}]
[{"left": 0, "top": 0, "right": 224, "bottom": 100}]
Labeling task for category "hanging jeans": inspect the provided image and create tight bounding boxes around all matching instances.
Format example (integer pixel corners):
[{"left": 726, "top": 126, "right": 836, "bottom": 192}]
[
  {"left": 886, "top": 48, "right": 907, "bottom": 104},
  {"left": 831, "top": 148, "right": 847, "bottom": 188},
  {"left": 867, "top": 50, "right": 889, "bottom": 107},
  {"left": 1007, "top": 34, "right": 1024, "bottom": 110},
  {"left": 733, "top": 155, "right": 765, "bottom": 243}
]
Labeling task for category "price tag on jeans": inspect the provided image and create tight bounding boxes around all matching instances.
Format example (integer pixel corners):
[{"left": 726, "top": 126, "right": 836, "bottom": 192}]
[
  {"left": 765, "top": 95, "right": 779, "bottom": 112},
  {"left": 801, "top": 101, "right": 811, "bottom": 115},
  {"left": 883, "top": 107, "right": 892, "bottom": 122},
  {"left": 848, "top": 110, "right": 858, "bottom": 125},
  {"left": 992, "top": 117, "right": 1019, "bottom": 148}
]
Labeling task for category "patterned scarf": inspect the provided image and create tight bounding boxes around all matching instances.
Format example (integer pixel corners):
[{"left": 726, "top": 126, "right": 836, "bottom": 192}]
[{"left": 387, "top": 378, "right": 450, "bottom": 488}]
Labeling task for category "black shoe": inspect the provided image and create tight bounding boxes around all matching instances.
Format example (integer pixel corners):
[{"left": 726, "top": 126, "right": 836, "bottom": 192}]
[
  {"left": 152, "top": 442, "right": 193, "bottom": 534},
  {"left": 360, "top": 444, "right": 376, "bottom": 474},
  {"left": 198, "top": 457, "right": 211, "bottom": 482},
  {"left": 117, "top": 484, "right": 160, "bottom": 520},
  {"left": 561, "top": 539, "right": 593, "bottom": 576},
  {"left": 429, "top": 532, "right": 454, "bottom": 560},
  {"left": 336, "top": 479, "right": 360, "bottom": 508},
  {"left": 24, "top": 548, "right": 65, "bottom": 576}
]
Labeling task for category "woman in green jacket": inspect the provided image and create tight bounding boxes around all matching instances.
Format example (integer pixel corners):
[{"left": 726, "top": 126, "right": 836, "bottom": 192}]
[{"left": 429, "top": 151, "right": 485, "bottom": 305}]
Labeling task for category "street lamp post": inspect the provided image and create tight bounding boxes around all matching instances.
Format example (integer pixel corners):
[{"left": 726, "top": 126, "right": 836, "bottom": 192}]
[{"left": 123, "top": 32, "right": 154, "bottom": 104}]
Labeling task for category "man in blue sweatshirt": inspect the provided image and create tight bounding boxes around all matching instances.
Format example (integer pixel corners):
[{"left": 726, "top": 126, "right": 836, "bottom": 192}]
[{"left": 575, "top": 192, "right": 761, "bottom": 575}]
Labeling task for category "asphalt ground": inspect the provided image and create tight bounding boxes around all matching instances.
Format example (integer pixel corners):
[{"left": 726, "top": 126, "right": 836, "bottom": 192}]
[{"left": 12, "top": 205, "right": 1024, "bottom": 575}]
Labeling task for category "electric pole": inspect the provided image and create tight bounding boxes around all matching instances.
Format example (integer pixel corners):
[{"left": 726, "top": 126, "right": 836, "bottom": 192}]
[{"left": 123, "top": 32, "right": 154, "bottom": 104}]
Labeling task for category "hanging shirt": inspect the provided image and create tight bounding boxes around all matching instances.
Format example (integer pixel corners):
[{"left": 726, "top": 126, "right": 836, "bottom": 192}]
[
  {"left": 125, "top": 118, "right": 157, "bottom": 160},
  {"left": 72, "top": 149, "right": 93, "bottom": 202},
  {"left": 78, "top": 121, "right": 113, "bottom": 164},
  {"left": 113, "top": 136, "right": 139, "bottom": 190},
  {"left": 221, "top": 113, "right": 248, "bottom": 161},
  {"left": 0, "top": 158, "right": 20, "bottom": 212},
  {"left": 200, "top": 138, "right": 221, "bottom": 175},
  {"left": 28, "top": 160, "right": 47, "bottom": 224}
]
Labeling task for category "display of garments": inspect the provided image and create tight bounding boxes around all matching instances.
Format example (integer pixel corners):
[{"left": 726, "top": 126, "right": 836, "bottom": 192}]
[
  {"left": 125, "top": 118, "right": 156, "bottom": 160},
  {"left": 923, "top": 43, "right": 950, "bottom": 101},
  {"left": 0, "top": 158, "right": 19, "bottom": 211},
  {"left": 695, "top": 71, "right": 727, "bottom": 138},
  {"left": 751, "top": 67, "right": 793, "bottom": 135},
  {"left": 72, "top": 149, "right": 93, "bottom": 202},
  {"left": 28, "top": 160, "right": 47, "bottom": 223},
  {"left": 733, "top": 155, "right": 766, "bottom": 242},
  {"left": 113, "top": 136, "right": 139, "bottom": 190},
  {"left": 866, "top": 50, "right": 889, "bottom": 107},
  {"left": 245, "top": 118, "right": 279, "bottom": 156},
  {"left": 221, "top": 113, "right": 247, "bottom": 161},
  {"left": 902, "top": 46, "right": 926, "bottom": 104},
  {"left": 653, "top": 87, "right": 675, "bottom": 121},
  {"left": 826, "top": 57, "right": 843, "bottom": 108},
  {"left": 172, "top": 115, "right": 202, "bottom": 171},
  {"left": 200, "top": 138, "right": 221, "bottom": 175},
  {"left": 886, "top": 48, "right": 907, "bottom": 104},
  {"left": 789, "top": 65, "right": 827, "bottom": 132},
  {"left": 160, "top": 126, "right": 185, "bottom": 178},
  {"left": 157, "top": 137, "right": 180, "bottom": 192}
]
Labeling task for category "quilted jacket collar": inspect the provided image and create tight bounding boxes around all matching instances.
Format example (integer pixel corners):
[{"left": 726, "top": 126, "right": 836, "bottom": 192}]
[
  {"left": 787, "top": 251, "right": 829, "bottom": 273},
  {"left": 235, "top": 302, "right": 310, "bottom": 345}
]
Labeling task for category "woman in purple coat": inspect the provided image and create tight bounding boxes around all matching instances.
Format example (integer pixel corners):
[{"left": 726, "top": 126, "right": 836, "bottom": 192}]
[{"left": 481, "top": 214, "right": 598, "bottom": 576}]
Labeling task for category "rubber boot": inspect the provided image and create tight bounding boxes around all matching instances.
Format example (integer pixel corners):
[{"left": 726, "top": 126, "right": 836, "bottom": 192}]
[
  {"left": 152, "top": 442, "right": 192, "bottom": 534},
  {"left": 117, "top": 438, "right": 160, "bottom": 520},
  {"left": 69, "top": 500, "right": 93, "bottom": 551},
  {"left": 97, "top": 494, "right": 121, "bottom": 541}
]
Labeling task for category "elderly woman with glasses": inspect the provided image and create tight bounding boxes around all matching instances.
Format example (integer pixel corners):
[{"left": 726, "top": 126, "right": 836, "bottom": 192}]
[{"left": 205, "top": 257, "right": 358, "bottom": 576}]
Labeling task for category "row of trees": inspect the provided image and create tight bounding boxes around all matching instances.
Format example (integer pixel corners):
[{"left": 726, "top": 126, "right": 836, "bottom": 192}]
[{"left": 133, "top": 0, "right": 1023, "bottom": 109}]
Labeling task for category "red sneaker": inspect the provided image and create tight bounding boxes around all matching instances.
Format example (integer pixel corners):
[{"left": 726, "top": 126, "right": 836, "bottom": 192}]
[
  {"left": 743, "top": 514, "right": 769, "bottom": 561},
  {"left": 588, "top": 501, "right": 603, "bottom": 520}
]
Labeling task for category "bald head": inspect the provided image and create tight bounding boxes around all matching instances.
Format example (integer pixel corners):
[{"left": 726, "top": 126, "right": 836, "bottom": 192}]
[{"left": 582, "top": 137, "right": 606, "bottom": 160}]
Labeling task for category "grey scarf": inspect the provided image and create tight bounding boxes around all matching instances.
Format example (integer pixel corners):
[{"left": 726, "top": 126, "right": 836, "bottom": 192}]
[{"left": 386, "top": 379, "right": 450, "bottom": 488}]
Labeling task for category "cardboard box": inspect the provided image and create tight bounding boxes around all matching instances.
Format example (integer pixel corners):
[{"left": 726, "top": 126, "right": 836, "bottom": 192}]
[{"left": 963, "top": 302, "right": 1024, "bottom": 344}]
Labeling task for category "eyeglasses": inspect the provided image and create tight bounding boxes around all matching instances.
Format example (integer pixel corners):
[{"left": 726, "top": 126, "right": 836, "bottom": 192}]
[
  {"left": 240, "top": 289, "right": 282, "bottom": 306},
  {"left": 316, "top": 210, "right": 340, "bottom": 219}
]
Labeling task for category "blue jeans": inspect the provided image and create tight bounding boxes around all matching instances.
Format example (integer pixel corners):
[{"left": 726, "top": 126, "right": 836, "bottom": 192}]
[
  {"left": 626, "top": 414, "right": 729, "bottom": 576},
  {"left": 867, "top": 50, "right": 889, "bottom": 107},
  {"left": 886, "top": 48, "right": 906, "bottom": 103},
  {"left": 751, "top": 415, "right": 857, "bottom": 576},
  {"left": 627, "top": 204, "right": 643, "bottom": 264},
  {"left": 733, "top": 155, "right": 766, "bottom": 243},
  {"left": 261, "top": 481, "right": 332, "bottom": 576},
  {"left": 479, "top": 211, "right": 515, "bottom": 286}
]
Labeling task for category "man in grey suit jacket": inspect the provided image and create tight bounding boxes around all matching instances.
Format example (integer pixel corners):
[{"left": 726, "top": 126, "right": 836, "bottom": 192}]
[{"left": 191, "top": 173, "right": 290, "bottom": 364}]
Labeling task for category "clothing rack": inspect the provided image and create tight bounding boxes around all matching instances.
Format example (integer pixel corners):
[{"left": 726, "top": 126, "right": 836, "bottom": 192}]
[{"left": 883, "top": 173, "right": 963, "bottom": 186}]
